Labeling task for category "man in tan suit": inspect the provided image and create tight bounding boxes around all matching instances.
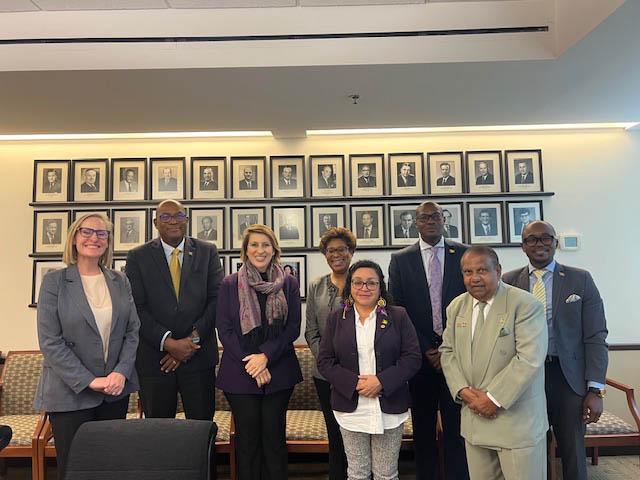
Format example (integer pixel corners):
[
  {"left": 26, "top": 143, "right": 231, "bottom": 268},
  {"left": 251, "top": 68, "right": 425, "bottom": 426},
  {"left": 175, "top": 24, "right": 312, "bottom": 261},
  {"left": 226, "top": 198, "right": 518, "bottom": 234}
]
[{"left": 440, "top": 246, "right": 548, "bottom": 480}]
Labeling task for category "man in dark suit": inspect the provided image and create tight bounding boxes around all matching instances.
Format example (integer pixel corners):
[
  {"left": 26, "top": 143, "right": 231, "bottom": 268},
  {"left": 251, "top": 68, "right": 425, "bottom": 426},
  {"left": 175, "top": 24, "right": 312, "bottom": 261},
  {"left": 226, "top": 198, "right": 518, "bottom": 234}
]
[
  {"left": 474, "top": 210, "right": 496, "bottom": 236},
  {"left": 502, "top": 220, "right": 608, "bottom": 480},
  {"left": 196, "top": 216, "right": 217, "bottom": 242},
  {"left": 278, "top": 166, "right": 297, "bottom": 189},
  {"left": 239, "top": 167, "right": 257, "bottom": 190},
  {"left": 0, "top": 425, "right": 12, "bottom": 452},
  {"left": 357, "top": 164, "right": 376, "bottom": 188},
  {"left": 279, "top": 215, "right": 300, "bottom": 240},
  {"left": 43, "top": 170, "right": 62, "bottom": 193},
  {"left": 514, "top": 209, "right": 532, "bottom": 237},
  {"left": 80, "top": 169, "right": 99, "bottom": 192},
  {"left": 238, "top": 215, "right": 255, "bottom": 239},
  {"left": 318, "top": 165, "right": 336, "bottom": 189},
  {"left": 200, "top": 167, "right": 217, "bottom": 191},
  {"left": 126, "top": 199, "right": 224, "bottom": 420},
  {"left": 356, "top": 211, "right": 378, "bottom": 239},
  {"left": 318, "top": 214, "right": 335, "bottom": 235},
  {"left": 120, "top": 218, "right": 139, "bottom": 244},
  {"left": 436, "top": 163, "right": 456, "bottom": 186},
  {"left": 158, "top": 167, "right": 178, "bottom": 191},
  {"left": 119, "top": 169, "right": 138, "bottom": 193},
  {"left": 393, "top": 211, "right": 419, "bottom": 239},
  {"left": 397, "top": 162, "right": 417, "bottom": 187},
  {"left": 389, "top": 201, "right": 469, "bottom": 480},
  {"left": 515, "top": 161, "right": 534, "bottom": 184},
  {"left": 475, "top": 162, "right": 494, "bottom": 185},
  {"left": 442, "top": 209, "right": 459, "bottom": 239},
  {"left": 43, "top": 220, "right": 61, "bottom": 245}
]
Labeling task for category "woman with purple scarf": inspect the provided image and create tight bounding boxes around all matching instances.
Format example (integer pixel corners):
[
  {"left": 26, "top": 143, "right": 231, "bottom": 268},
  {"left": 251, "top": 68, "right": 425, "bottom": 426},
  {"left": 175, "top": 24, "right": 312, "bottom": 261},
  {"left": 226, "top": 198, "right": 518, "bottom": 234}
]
[{"left": 216, "top": 224, "right": 303, "bottom": 480}]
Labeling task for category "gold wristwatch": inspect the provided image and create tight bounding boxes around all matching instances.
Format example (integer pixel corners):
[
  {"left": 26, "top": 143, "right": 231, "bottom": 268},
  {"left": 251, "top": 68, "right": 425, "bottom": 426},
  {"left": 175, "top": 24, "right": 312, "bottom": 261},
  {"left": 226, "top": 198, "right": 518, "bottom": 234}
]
[{"left": 588, "top": 387, "right": 606, "bottom": 398}]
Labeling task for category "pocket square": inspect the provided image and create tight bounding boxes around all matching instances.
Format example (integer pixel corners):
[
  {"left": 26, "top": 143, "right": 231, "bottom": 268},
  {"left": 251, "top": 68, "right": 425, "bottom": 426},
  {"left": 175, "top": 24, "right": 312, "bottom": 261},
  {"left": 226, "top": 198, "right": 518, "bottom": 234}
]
[
  {"left": 565, "top": 294, "right": 581, "bottom": 303},
  {"left": 499, "top": 327, "right": 511, "bottom": 337}
]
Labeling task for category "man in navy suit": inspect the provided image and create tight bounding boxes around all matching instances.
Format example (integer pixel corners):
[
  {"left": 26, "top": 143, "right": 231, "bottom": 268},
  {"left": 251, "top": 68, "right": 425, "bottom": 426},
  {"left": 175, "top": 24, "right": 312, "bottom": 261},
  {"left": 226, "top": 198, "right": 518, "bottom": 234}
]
[
  {"left": 389, "top": 201, "right": 469, "bottom": 480},
  {"left": 158, "top": 167, "right": 178, "bottom": 191},
  {"left": 515, "top": 161, "right": 534, "bottom": 184},
  {"left": 126, "top": 199, "right": 223, "bottom": 420},
  {"left": 436, "top": 163, "right": 456, "bottom": 186},
  {"left": 503, "top": 221, "right": 608, "bottom": 480},
  {"left": 475, "top": 162, "right": 494, "bottom": 185}
]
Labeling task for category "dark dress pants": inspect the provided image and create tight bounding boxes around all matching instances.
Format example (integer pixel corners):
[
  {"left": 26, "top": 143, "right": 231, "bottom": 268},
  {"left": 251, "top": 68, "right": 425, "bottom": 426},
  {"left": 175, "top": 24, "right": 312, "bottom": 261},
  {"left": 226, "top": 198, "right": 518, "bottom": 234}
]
[
  {"left": 313, "top": 377, "right": 348, "bottom": 480},
  {"left": 546, "top": 357, "right": 587, "bottom": 480},
  {"left": 139, "top": 368, "right": 216, "bottom": 420},
  {"left": 409, "top": 364, "right": 469, "bottom": 480},
  {"left": 225, "top": 388, "right": 293, "bottom": 480},
  {"left": 49, "top": 396, "right": 129, "bottom": 480}
]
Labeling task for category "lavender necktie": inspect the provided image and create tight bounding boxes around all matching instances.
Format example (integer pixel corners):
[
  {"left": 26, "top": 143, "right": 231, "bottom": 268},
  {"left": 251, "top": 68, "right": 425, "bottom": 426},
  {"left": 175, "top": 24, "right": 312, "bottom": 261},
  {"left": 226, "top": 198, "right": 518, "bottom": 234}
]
[{"left": 428, "top": 247, "right": 443, "bottom": 335}]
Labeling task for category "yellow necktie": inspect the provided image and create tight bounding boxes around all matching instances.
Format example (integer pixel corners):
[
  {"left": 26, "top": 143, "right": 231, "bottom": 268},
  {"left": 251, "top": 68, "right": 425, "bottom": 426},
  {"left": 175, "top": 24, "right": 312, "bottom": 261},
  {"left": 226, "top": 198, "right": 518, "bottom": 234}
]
[
  {"left": 532, "top": 269, "right": 546, "bottom": 314},
  {"left": 170, "top": 248, "right": 181, "bottom": 298}
]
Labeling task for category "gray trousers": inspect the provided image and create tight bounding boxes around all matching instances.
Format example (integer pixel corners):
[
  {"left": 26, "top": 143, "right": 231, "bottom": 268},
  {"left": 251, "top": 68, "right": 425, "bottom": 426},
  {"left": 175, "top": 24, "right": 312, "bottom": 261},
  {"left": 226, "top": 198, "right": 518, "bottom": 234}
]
[
  {"left": 339, "top": 424, "right": 404, "bottom": 480},
  {"left": 465, "top": 436, "right": 546, "bottom": 480}
]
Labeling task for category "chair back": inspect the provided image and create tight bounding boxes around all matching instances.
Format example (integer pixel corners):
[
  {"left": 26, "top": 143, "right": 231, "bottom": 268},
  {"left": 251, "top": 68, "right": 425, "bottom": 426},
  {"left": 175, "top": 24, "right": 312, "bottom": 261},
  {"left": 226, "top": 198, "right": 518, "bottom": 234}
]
[
  {"left": 0, "top": 351, "right": 43, "bottom": 416},
  {"left": 288, "top": 348, "right": 321, "bottom": 410}
]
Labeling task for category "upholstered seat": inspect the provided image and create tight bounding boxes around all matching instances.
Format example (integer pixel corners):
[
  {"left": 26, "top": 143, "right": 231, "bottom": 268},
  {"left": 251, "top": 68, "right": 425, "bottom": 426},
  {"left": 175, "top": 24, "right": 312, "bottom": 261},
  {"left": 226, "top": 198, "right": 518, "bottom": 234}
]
[{"left": 586, "top": 411, "right": 637, "bottom": 435}]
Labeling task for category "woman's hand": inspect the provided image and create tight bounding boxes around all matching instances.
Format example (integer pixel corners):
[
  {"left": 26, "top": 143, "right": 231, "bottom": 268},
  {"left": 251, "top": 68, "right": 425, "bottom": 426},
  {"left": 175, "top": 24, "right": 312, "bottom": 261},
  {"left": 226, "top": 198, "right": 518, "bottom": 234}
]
[
  {"left": 356, "top": 375, "right": 382, "bottom": 398},
  {"left": 103, "top": 372, "right": 126, "bottom": 396},
  {"left": 89, "top": 377, "right": 108, "bottom": 393},
  {"left": 242, "top": 353, "right": 268, "bottom": 378},
  {"left": 255, "top": 368, "right": 272, "bottom": 388}
]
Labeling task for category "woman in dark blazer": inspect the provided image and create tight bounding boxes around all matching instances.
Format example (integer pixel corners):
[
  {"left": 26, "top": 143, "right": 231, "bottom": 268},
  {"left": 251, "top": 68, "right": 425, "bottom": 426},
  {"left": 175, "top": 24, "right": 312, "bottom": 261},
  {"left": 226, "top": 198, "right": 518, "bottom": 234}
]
[
  {"left": 318, "top": 260, "right": 421, "bottom": 480},
  {"left": 216, "top": 224, "right": 302, "bottom": 480},
  {"left": 34, "top": 213, "right": 140, "bottom": 480}
]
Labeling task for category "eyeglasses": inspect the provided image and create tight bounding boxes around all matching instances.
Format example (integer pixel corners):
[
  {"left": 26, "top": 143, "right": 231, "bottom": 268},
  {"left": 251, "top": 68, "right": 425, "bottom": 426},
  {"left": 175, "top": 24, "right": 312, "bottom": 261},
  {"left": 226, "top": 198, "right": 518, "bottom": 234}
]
[
  {"left": 523, "top": 235, "right": 556, "bottom": 247},
  {"left": 351, "top": 280, "right": 380, "bottom": 290},
  {"left": 416, "top": 212, "right": 443, "bottom": 223},
  {"left": 77, "top": 227, "right": 109, "bottom": 240},
  {"left": 158, "top": 212, "right": 188, "bottom": 223},
  {"left": 326, "top": 246, "right": 350, "bottom": 255}
]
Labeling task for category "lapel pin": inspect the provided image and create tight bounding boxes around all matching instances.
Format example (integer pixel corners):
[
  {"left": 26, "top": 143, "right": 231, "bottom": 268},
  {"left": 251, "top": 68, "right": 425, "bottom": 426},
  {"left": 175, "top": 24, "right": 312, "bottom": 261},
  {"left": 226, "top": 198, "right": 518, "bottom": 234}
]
[
  {"left": 559, "top": 272, "right": 565, "bottom": 277},
  {"left": 449, "top": 248, "right": 455, "bottom": 254},
  {"left": 188, "top": 251, "right": 193, "bottom": 256}
]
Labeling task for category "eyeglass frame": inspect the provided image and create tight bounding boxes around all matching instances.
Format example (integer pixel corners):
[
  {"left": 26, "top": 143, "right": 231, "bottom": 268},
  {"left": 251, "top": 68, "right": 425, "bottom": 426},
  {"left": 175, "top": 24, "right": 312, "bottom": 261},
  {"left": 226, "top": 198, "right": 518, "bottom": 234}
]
[
  {"left": 157, "top": 212, "right": 189, "bottom": 223},
  {"left": 77, "top": 227, "right": 110, "bottom": 240},
  {"left": 416, "top": 212, "right": 444, "bottom": 223},
  {"left": 351, "top": 280, "right": 381, "bottom": 290},
  {"left": 522, "top": 235, "right": 556, "bottom": 247}
]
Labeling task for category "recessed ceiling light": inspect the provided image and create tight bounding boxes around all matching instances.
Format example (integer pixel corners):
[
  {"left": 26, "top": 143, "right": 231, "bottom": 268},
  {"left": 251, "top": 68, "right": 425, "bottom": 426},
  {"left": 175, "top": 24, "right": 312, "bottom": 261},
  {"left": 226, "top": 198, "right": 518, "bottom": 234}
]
[{"left": 0, "top": 131, "right": 273, "bottom": 141}]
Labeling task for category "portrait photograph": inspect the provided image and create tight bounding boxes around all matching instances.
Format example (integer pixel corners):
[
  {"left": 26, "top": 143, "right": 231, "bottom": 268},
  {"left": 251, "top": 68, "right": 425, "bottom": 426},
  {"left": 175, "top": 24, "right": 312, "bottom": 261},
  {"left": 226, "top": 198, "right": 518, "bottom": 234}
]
[
  {"left": 113, "top": 209, "right": 148, "bottom": 253},
  {"left": 350, "top": 154, "right": 384, "bottom": 197},
  {"left": 72, "top": 209, "right": 110, "bottom": 222},
  {"left": 231, "top": 156, "right": 266, "bottom": 199},
  {"left": 150, "top": 157, "right": 186, "bottom": 200},
  {"left": 440, "top": 202, "right": 464, "bottom": 244},
  {"left": 33, "top": 160, "right": 70, "bottom": 203},
  {"left": 389, "top": 153, "right": 424, "bottom": 196},
  {"left": 33, "top": 210, "right": 69, "bottom": 254},
  {"left": 428, "top": 151, "right": 464, "bottom": 195},
  {"left": 272, "top": 206, "right": 306, "bottom": 249},
  {"left": 72, "top": 159, "right": 108, "bottom": 202},
  {"left": 189, "top": 207, "right": 225, "bottom": 250},
  {"left": 350, "top": 204, "right": 384, "bottom": 247},
  {"left": 32, "top": 260, "right": 66, "bottom": 305},
  {"left": 310, "top": 155, "right": 345, "bottom": 198},
  {"left": 310, "top": 205, "right": 345, "bottom": 247},
  {"left": 505, "top": 149, "right": 544, "bottom": 193},
  {"left": 281, "top": 255, "right": 308, "bottom": 298},
  {"left": 468, "top": 202, "right": 504, "bottom": 245},
  {"left": 231, "top": 207, "right": 266, "bottom": 249},
  {"left": 271, "top": 155, "right": 305, "bottom": 199},
  {"left": 111, "top": 158, "right": 147, "bottom": 201},
  {"left": 466, "top": 151, "right": 503, "bottom": 194},
  {"left": 389, "top": 204, "right": 420, "bottom": 247},
  {"left": 229, "top": 256, "right": 243, "bottom": 274},
  {"left": 113, "top": 258, "right": 128, "bottom": 274},
  {"left": 191, "top": 157, "right": 226, "bottom": 200},
  {"left": 507, "top": 201, "right": 543, "bottom": 244}
]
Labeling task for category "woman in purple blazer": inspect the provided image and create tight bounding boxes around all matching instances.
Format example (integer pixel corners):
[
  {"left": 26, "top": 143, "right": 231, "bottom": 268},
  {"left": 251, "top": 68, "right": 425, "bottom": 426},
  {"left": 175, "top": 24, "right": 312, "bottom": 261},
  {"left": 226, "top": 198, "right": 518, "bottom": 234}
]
[
  {"left": 216, "top": 224, "right": 302, "bottom": 480},
  {"left": 318, "top": 260, "right": 421, "bottom": 480}
]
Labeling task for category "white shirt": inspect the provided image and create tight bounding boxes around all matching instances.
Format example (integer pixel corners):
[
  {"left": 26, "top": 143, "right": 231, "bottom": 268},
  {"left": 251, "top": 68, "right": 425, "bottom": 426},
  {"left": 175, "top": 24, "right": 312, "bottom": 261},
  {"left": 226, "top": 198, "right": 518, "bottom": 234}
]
[
  {"left": 80, "top": 273, "right": 113, "bottom": 362},
  {"left": 159, "top": 237, "right": 185, "bottom": 351},
  {"left": 419, "top": 236, "right": 445, "bottom": 284},
  {"left": 333, "top": 309, "right": 409, "bottom": 434}
]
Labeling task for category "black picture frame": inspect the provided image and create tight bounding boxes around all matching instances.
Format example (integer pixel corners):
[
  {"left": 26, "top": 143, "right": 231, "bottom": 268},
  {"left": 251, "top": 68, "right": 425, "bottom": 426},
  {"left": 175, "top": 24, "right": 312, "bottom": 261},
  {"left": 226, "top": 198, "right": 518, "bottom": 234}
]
[
  {"left": 349, "top": 153, "right": 385, "bottom": 197},
  {"left": 350, "top": 204, "right": 385, "bottom": 247},
  {"left": 388, "top": 153, "right": 424, "bottom": 196},
  {"left": 33, "top": 159, "right": 71, "bottom": 203},
  {"left": 427, "top": 151, "right": 464, "bottom": 195},
  {"left": 191, "top": 156, "right": 227, "bottom": 200},
  {"left": 506, "top": 200, "right": 544, "bottom": 244},
  {"left": 33, "top": 210, "right": 70, "bottom": 254},
  {"left": 230, "top": 206, "right": 267, "bottom": 249},
  {"left": 270, "top": 155, "right": 306, "bottom": 199},
  {"left": 281, "top": 255, "right": 308, "bottom": 299},
  {"left": 439, "top": 202, "right": 465, "bottom": 244},
  {"left": 467, "top": 201, "right": 504, "bottom": 245},
  {"left": 32, "top": 259, "right": 66, "bottom": 305},
  {"left": 150, "top": 157, "right": 186, "bottom": 200},
  {"left": 388, "top": 204, "right": 420, "bottom": 246},
  {"left": 505, "top": 149, "right": 544, "bottom": 193},
  {"left": 272, "top": 205, "right": 307, "bottom": 248},
  {"left": 465, "top": 150, "right": 504, "bottom": 194},
  {"left": 309, "top": 154, "right": 345, "bottom": 198},
  {"left": 111, "top": 158, "right": 147, "bottom": 201},
  {"left": 231, "top": 156, "right": 266, "bottom": 199},
  {"left": 72, "top": 158, "right": 109, "bottom": 202},
  {"left": 310, "top": 205, "right": 346, "bottom": 247},
  {"left": 112, "top": 208, "right": 149, "bottom": 253},
  {"left": 189, "top": 207, "right": 225, "bottom": 250}
]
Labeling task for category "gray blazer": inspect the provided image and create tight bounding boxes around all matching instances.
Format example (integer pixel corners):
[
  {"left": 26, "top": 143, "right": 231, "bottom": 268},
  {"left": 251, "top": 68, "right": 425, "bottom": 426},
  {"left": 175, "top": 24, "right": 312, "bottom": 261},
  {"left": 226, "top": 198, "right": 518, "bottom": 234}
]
[{"left": 34, "top": 265, "right": 140, "bottom": 413}]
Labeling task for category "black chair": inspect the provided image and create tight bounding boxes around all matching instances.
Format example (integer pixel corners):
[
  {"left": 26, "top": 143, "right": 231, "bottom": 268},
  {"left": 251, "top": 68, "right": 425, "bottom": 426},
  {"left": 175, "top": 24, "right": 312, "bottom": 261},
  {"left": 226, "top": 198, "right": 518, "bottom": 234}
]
[
  {"left": 0, "top": 425, "right": 12, "bottom": 451},
  {"left": 64, "top": 418, "right": 217, "bottom": 480}
]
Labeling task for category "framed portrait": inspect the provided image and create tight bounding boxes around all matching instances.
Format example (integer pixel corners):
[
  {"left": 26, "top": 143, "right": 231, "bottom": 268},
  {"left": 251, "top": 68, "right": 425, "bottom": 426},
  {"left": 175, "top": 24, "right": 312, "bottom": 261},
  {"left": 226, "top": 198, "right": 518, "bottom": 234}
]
[
  {"left": 468, "top": 202, "right": 504, "bottom": 245},
  {"left": 33, "top": 160, "right": 70, "bottom": 203},
  {"left": 191, "top": 157, "right": 226, "bottom": 200},
  {"left": 389, "top": 204, "right": 420, "bottom": 247},
  {"left": 231, "top": 156, "right": 266, "bottom": 199},
  {"left": 72, "top": 158, "right": 108, "bottom": 202},
  {"left": 33, "top": 210, "right": 69, "bottom": 254},
  {"left": 72, "top": 209, "right": 110, "bottom": 222},
  {"left": 219, "top": 255, "right": 227, "bottom": 274},
  {"left": 440, "top": 202, "right": 464, "bottom": 244},
  {"left": 427, "top": 152, "right": 464, "bottom": 195},
  {"left": 32, "top": 259, "right": 66, "bottom": 305},
  {"left": 272, "top": 206, "right": 306, "bottom": 249},
  {"left": 149, "top": 208, "right": 159, "bottom": 239},
  {"left": 309, "top": 155, "right": 345, "bottom": 198},
  {"left": 389, "top": 153, "right": 424, "bottom": 196},
  {"left": 189, "top": 207, "right": 225, "bottom": 250},
  {"left": 506, "top": 201, "right": 543, "bottom": 244},
  {"left": 229, "top": 256, "right": 243, "bottom": 274},
  {"left": 310, "top": 205, "right": 345, "bottom": 247},
  {"left": 150, "top": 157, "right": 186, "bottom": 200},
  {"left": 281, "top": 255, "right": 308, "bottom": 298},
  {"left": 271, "top": 156, "right": 305, "bottom": 199},
  {"left": 111, "top": 158, "right": 147, "bottom": 201},
  {"left": 113, "top": 209, "right": 148, "bottom": 253},
  {"left": 113, "top": 258, "right": 128, "bottom": 274},
  {"left": 505, "top": 149, "right": 544, "bottom": 193},
  {"left": 350, "top": 154, "right": 384, "bottom": 197},
  {"left": 465, "top": 151, "right": 503, "bottom": 194},
  {"left": 350, "top": 204, "right": 384, "bottom": 247},
  {"left": 230, "top": 207, "right": 266, "bottom": 249}
]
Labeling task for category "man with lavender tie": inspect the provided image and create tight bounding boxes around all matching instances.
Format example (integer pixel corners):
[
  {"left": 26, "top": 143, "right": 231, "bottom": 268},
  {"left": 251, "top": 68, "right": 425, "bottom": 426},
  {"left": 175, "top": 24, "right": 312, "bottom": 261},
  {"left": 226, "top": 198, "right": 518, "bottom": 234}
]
[{"left": 389, "top": 201, "right": 470, "bottom": 480}]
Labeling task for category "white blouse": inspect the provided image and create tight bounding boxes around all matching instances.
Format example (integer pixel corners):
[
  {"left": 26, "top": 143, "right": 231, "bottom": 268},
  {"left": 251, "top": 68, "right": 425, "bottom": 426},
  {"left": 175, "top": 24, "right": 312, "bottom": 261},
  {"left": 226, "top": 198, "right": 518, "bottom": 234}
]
[
  {"left": 333, "top": 309, "right": 409, "bottom": 434},
  {"left": 80, "top": 273, "right": 113, "bottom": 361}
]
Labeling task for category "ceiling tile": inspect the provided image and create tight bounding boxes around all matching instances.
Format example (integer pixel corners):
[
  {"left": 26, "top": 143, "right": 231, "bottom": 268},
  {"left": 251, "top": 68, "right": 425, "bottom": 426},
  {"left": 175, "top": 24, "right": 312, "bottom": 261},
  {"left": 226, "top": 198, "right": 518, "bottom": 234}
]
[
  {"left": 32, "top": 0, "right": 169, "bottom": 11},
  {"left": 0, "top": 0, "right": 40, "bottom": 12}
]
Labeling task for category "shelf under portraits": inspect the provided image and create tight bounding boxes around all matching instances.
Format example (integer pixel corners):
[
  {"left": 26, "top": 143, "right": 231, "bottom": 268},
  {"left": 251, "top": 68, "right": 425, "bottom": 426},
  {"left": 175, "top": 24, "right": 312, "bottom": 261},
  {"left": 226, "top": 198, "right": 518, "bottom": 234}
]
[
  {"left": 309, "top": 155, "right": 344, "bottom": 198},
  {"left": 73, "top": 158, "right": 108, "bottom": 202},
  {"left": 350, "top": 204, "right": 385, "bottom": 247},
  {"left": 310, "top": 205, "right": 346, "bottom": 247},
  {"left": 466, "top": 151, "right": 503, "bottom": 194},
  {"left": 505, "top": 149, "right": 544, "bottom": 193},
  {"left": 350, "top": 154, "right": 384, "bottom": 197},
  {"left": 468, "top": 202, "right": 504, "bottom": 245},
  {"left": 33, "top": 160, "right": 70, "bottom": 203},
  {"left": 111, "top": 158, "right": 147, "bottom": 201},
  {"left": 189, "top": 207, "right": 225, "bottom": 250},
  {"left": 34, "top": 210, "right": 70, "bottom": 254},
  {"left": 428, "top": 152, "right": 464, "bottom": 195},
  {"left": 113, "top": 209, "right": 148, "bottom": 253},
  {"left": 150, "top": 157, "right": 186, "bottom": 200},
  {"left": 389, "top": 153, "right": 424, "bottom": 196},
  {"left": 272, "top": 206, "right": 306, "bottom": 249},
  {"left": 191, "top": 157, "right": 226, "bottom": 200},
  {"left": 271, "top": 155, "right": 305, "bottom": 199}
]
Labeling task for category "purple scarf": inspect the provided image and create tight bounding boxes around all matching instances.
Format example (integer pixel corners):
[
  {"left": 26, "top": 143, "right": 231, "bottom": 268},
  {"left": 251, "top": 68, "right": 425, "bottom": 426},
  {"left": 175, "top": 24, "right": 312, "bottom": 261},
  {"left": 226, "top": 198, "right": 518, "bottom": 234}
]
[{"left": 238, "top": 261, "right": 288, "bottom": 336}]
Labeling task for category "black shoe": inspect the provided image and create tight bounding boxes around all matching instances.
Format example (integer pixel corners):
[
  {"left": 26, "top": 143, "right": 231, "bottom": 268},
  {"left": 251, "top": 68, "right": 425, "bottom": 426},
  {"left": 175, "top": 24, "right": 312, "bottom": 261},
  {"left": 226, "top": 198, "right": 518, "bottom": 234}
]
[{"left": 0, "top": 425, "right": 12, "bottom": 451}]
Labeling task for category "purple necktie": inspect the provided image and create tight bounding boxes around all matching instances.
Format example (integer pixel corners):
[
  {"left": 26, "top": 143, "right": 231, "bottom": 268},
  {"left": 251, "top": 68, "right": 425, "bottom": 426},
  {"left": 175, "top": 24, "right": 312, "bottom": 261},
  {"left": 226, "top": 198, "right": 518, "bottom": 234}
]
[{"left": 428, "top": 247, "right": 443, "bottom": 335}]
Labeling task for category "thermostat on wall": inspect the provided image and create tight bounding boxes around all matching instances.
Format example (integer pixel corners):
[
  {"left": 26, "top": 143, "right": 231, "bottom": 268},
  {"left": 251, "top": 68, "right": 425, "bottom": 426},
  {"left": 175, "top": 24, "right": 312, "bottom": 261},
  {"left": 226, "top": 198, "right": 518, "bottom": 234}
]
[{"left": 558, "top": 234, "right": 581, "bottom": 251}]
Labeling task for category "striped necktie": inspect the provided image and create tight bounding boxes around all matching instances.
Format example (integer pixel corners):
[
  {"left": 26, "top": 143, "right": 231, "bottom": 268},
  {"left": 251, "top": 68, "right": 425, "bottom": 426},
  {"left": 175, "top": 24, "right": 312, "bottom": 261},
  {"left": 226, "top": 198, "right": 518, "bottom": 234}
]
[{"left": 532, "top": 269, "right": 546, "bottom": 314}]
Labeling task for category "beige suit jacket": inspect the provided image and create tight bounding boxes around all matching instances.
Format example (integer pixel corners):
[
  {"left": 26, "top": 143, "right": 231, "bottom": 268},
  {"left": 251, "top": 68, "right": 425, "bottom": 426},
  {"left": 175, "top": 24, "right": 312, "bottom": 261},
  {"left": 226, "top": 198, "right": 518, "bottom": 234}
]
[{"left": 440, "top": 282, "right": 548, "bottom": 449}]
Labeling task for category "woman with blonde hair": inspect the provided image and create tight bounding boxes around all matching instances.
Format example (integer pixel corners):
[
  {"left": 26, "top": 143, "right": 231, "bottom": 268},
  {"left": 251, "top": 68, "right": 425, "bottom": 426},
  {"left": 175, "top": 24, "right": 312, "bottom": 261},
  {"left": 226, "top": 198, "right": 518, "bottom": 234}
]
[{"left": 34, "top": 213, "right": 140, "bottom": 479}]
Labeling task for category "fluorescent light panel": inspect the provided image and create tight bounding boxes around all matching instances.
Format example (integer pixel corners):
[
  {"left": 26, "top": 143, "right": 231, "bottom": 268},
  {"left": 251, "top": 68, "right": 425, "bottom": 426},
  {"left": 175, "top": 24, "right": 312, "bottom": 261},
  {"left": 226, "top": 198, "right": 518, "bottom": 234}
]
[
  {"left": 0, "top": 131, "right": 273, "bottom": 141},
  {"left": 307, "top": 122, "right": 640, "bottom": 135}
]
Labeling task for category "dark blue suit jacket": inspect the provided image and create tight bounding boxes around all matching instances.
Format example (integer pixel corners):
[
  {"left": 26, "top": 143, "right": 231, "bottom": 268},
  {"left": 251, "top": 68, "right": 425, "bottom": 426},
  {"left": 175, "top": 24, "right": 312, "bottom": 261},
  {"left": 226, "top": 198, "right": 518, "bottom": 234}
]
[
  {"left": 216, "top": 273, "right": 303, "bottom": 394},
  {"left": 317, "top": 305, "right": 421, "bottom": 414}
]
